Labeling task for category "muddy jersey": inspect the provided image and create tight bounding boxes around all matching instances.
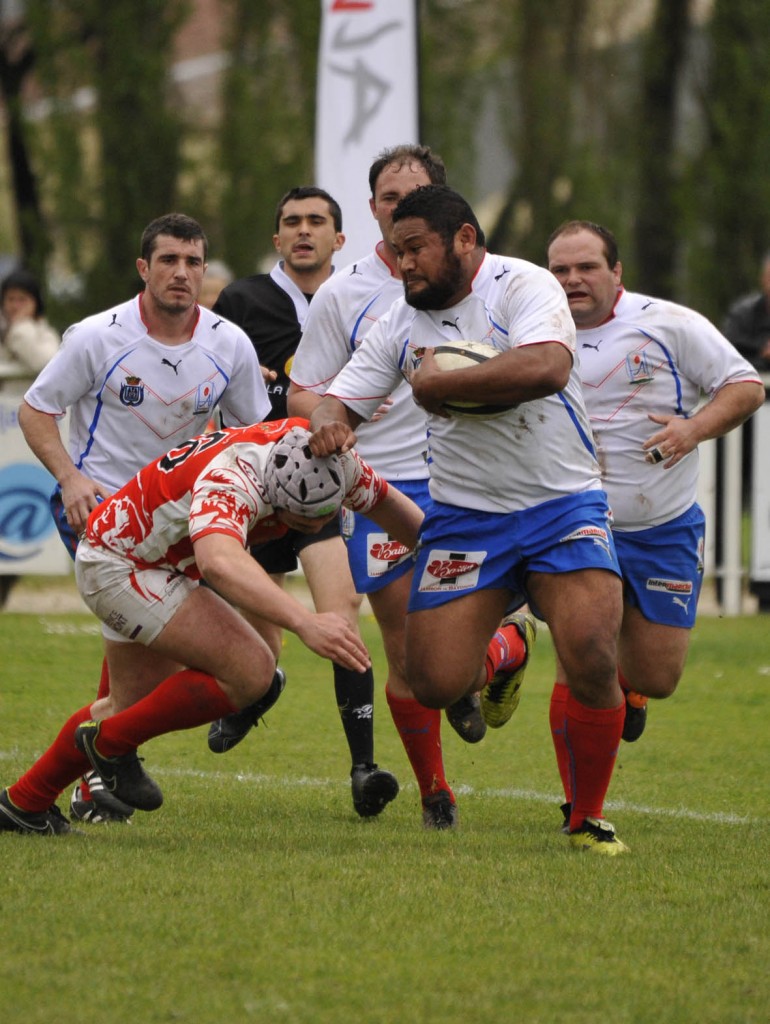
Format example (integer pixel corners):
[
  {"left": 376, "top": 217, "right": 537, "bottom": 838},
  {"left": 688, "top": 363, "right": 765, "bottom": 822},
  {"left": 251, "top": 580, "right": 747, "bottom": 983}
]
[
  {"left": 291, "top": 248, "right": 429, "bottom": 481},
  {"left": 84, "top": 418, "right": 388, "bottom": 577},
  {"left": 24, "top": 294, "right": 270, "bottom": 493},
  {"left": 576, "top": 288, "right": 762, "bottom": 530},
  {"left": 324, "top": 252, "right": 596, "bottom": 514}
]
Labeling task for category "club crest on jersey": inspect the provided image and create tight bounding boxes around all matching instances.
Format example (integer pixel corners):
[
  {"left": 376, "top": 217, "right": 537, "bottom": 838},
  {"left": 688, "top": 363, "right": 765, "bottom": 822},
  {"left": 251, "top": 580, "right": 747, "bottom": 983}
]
[
  {"left": 366, "top": 532, "right": 411, "bottom": 578},
  {"left": 194, "top": 382, "right": 216, "bottom": 414},
  {"left": 119, "top": 376, "right": 144, "bottom": 406},
  {"left": 418, "top": 548, "right": 486, "bottom": 593},
  {"left": 625, "top": 350, "right": 654, "bottom": 384}
]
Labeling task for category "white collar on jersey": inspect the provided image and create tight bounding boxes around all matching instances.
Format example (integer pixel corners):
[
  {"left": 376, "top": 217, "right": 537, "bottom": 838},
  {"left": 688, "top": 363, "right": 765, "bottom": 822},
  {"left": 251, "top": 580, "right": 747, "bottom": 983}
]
[{"left": 270, "top": 261, "right": 337, "bottom": 329}]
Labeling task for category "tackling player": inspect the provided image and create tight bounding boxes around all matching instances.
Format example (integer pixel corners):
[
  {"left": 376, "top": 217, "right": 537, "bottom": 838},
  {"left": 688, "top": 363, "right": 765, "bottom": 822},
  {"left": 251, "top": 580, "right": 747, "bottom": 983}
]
[{"left": 0, "top": 423, "right": 423, "bottom": 834}]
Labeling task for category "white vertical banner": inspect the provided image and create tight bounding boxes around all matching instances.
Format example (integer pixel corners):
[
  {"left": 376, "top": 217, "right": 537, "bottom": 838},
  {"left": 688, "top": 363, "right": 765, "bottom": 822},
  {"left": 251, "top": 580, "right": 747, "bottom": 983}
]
[{"left": 316, "top": 0, "right": 419, "bottom": 263}]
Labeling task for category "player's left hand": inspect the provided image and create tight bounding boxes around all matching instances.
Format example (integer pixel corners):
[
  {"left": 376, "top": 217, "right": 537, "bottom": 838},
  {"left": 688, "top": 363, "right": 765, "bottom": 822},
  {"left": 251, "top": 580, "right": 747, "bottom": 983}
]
[{"left": 643, "top": 413, "right": 699, "bottom": 468}]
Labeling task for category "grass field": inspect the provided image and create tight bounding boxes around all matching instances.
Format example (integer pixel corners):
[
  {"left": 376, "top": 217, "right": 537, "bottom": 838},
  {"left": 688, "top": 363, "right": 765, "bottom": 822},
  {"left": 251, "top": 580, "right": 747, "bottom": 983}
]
[{"left": 0, "top": 584, "right": 768, "bottom": 1024}]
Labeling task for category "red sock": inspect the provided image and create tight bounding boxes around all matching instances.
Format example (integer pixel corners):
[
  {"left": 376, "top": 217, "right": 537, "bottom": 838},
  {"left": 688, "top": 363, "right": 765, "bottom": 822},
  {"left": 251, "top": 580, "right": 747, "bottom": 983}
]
[
  {"left": 96, "top": 670, "right": 238, "bottom": 756},
  {"left": 79, "top": 658, "right": 113, "bottom": 802},
  {"left": 565, "top": 692, "right": 624, "bottom": 831},
  {"left": 484, "top": 622, "right": 526, "bottom": 684},
  {"left": 549, "top": 682, "right": 572, "bottom": 802},
  {"left": 386, "top": 688, "right": 453, "bottom": 802},
  {"left": 8, "top": 705, "right": 94, "bottom": 812}
]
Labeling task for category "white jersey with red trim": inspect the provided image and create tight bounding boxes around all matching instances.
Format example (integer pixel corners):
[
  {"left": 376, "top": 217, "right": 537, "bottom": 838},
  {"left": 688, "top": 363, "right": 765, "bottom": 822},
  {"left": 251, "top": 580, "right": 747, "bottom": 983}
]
[
  {"left": 323, "top": 251, "right": 596, "bottom": 514},
  {"left": 84, "top": 419, "right": 389, "bottom": 577},
  {"left": 24, "top": 294, "right": 270, "bottom": 494},
  {"left": 291, "top": 248, "right": 429, "bottom": 481},
  {"left": 576, "top": 288, "right": 762, "bottom": 531}
]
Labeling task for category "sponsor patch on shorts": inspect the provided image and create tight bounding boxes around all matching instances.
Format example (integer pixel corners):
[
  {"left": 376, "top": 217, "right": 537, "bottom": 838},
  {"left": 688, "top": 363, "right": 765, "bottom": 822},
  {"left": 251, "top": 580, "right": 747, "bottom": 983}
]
[
  {"left": 417, "top": 548, "right": 486, "bottom": 593},
  {"left": 645, "top": 577, "right": 693, "bottom": 595},
  {"left": 366, "top": 532, "right": 411, "bottom": 578},
  {"left": 559, "top": 525, "right": 611, "bottom": 555}
]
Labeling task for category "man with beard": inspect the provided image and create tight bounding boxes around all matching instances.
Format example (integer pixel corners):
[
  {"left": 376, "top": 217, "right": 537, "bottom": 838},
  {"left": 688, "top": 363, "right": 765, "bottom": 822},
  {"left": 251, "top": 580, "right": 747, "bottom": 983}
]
[{"left": 309, "top": 185, "right": 630, "bottom": 855}]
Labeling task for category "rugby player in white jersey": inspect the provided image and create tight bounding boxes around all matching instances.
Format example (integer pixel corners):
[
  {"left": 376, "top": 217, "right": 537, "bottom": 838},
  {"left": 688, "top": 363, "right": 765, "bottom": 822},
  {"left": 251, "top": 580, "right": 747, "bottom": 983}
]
[
  {"left": 546, "top": 221, "right": 763, "bottom": 810},
  {"left": 289, "top": 147, "right": 537, "bottom": 830},
  {"left": 17, "top": 213, "right": 269, "bottom": 823},
  {"left": 0, "top": 423, "right": 424, "bottom": 834},
  {"left": 309, "top": 185, "right": 631, "bottom": 854}
]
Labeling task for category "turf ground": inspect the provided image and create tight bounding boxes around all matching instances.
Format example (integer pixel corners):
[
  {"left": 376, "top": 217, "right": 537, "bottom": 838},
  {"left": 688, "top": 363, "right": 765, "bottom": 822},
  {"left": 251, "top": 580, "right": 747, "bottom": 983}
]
[{"left": 0, "top": 581, "right": 768, "bottom": 1024}]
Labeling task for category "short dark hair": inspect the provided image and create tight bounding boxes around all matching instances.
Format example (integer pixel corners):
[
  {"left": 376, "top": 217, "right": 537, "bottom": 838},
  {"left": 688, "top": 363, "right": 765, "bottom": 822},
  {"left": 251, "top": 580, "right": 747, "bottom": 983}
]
[
  {"left": 368, "top": 144, "right": 447, "bottom": 197},
  {"left": 1, "top": 267, "right": 45, "bottom": 317},
  {"left": 141, "top": 213, "right": 208, "bottom": 263},
  {"left": 547, "top": 220, "right": 620, "bottom": 269},
  {"left": 275, "top": 187, "right": 343, "bottom": 233},
  {"left": 392, "top": 184, "right": 486, "bottom": 249}
]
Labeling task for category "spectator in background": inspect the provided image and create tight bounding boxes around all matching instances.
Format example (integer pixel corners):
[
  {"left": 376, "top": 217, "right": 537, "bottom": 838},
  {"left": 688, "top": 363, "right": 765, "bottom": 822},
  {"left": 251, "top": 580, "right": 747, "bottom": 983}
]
[
  {"left": 722, "top": 252, "right": 770, "bottom": 371},
  {"left": 0, "top": 268, "right": 60, "bottom": 394},
  {"left": 0, "top": 268, "right": 61, "bottom": 606},
  {"left": 198, "top": 259, "right": 234, "bottom": 310},
  {"left": 721, "top": 251, "right": 770, "bottom": 508}
]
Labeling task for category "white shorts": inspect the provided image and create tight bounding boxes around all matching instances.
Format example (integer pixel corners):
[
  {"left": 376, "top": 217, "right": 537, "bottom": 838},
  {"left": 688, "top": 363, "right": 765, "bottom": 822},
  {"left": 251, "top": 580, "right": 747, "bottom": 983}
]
[{"left": 75, "top": 538, "right": 196, "bottom": 644}]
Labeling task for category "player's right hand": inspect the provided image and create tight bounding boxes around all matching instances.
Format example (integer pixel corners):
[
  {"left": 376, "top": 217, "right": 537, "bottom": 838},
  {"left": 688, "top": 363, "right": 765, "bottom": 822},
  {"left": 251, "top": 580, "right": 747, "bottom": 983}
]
[
  {"left": 309, "top": 422, "right": 357, "bottom": 457},
  {"left": 296, "top": 612, "right": 370, "bottom": 672},
  {"left": 61, "top": 473, "right": 112, "bottom": 533}
]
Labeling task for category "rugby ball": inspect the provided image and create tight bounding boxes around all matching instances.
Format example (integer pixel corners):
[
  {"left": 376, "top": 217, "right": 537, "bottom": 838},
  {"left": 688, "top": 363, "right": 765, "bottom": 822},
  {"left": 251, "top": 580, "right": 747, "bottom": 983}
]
[{"left": 431, "top": 340, "right": 514, "bottom": 417}]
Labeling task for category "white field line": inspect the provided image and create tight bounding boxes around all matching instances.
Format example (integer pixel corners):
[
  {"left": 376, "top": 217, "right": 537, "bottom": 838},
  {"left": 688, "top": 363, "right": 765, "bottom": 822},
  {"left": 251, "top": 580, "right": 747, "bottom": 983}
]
[
  {"left": 0, "top": 756, "right": 760, "bottom": 826},
  {"left": 151, "top": 766, "right": 760, "bottom": 827}
]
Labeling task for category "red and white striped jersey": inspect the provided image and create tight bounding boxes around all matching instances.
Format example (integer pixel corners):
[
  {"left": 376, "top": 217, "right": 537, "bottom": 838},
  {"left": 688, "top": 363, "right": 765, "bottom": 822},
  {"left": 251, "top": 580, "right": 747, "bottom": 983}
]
[{"left": 85, "top": 418, "right": 388, "bottom": 577}]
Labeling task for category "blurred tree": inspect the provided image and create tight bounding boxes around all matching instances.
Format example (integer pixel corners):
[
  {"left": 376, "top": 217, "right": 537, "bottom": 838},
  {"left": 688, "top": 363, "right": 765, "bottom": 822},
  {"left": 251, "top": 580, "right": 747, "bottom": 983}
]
[
  {"left": 691, "top": 0, "right": 770, "bottom": 322},
  {"left": 632, "top": 0, "right": 692, "bottom": 298},
  {"left": 0, "top": 5, "right": 49, "bottom": 277},
  {"left": 26, "top": 0, "right": 191, "bottom": 316},
  {"left": 216, "top": 0, "right": 318, "bottom": 275},
  {"left": 486, "top": 0, "right": 590, "bottom": 263}
]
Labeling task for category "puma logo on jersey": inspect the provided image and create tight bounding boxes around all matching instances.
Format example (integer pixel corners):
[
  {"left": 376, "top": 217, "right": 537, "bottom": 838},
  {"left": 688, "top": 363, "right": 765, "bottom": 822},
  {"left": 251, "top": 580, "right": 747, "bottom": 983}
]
[
  {"left": 494, "top": 266, "right": 510, "bottom": 282},
  {"left": 672, "top": 595, "right": 691, "bottom": 612},
  {"left": 109, "top": 313, "right": 122, "bottom": 327},
  {"left": 582, "top": 338, "right": 604, "bottom": 351},
  {"left": 212, "top": 318, "right": 223, "bottom": 330},
  {"left": 441, "top": 318, "right": 461, "bottom": 333},
  {"left": 162, "top": 358, "right": 182, "bottom": 375}
]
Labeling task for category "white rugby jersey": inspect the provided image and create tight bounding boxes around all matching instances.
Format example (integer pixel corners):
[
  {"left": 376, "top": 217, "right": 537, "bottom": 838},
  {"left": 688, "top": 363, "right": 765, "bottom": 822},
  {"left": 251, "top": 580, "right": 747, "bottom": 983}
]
[
  {"left": 85, "top": 419, "right": 388, "bottom": 577},
  {"left": 325, "top": 252, "right": 599, "bottom": 514},
  {"left": 576, "top": 288, "right": 762, "bottom": 531},
  {"left": 24, "top": 295, "right": 270, "bottom": 493},
  {"left": 291, "top": 247, "right": 429, "bottom": 481}
]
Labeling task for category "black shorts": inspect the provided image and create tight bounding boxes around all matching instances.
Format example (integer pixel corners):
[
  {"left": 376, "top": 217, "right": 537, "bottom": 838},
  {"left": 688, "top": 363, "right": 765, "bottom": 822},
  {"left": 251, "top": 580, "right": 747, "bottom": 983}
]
[{"left": 250, "top": 515, "right": 342, "bottom": 574}]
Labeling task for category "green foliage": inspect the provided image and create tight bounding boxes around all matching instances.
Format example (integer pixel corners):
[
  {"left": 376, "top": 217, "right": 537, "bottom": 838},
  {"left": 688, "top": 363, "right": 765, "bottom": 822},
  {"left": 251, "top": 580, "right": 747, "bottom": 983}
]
[
  {"left": 24, "top": 0, "right": 191, "bottom": 320},
  {"left": 689, "top": 0, "right": 770, "bottom": 322},
  {"left": 0, "top": 592, "right": 768, "bottom": 1023},
  {"left": 216, "top": 0, "right": 319, "bottom": 275},
  {"left": 5, "top": 1, "right": 770, "bottom": 325}
]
